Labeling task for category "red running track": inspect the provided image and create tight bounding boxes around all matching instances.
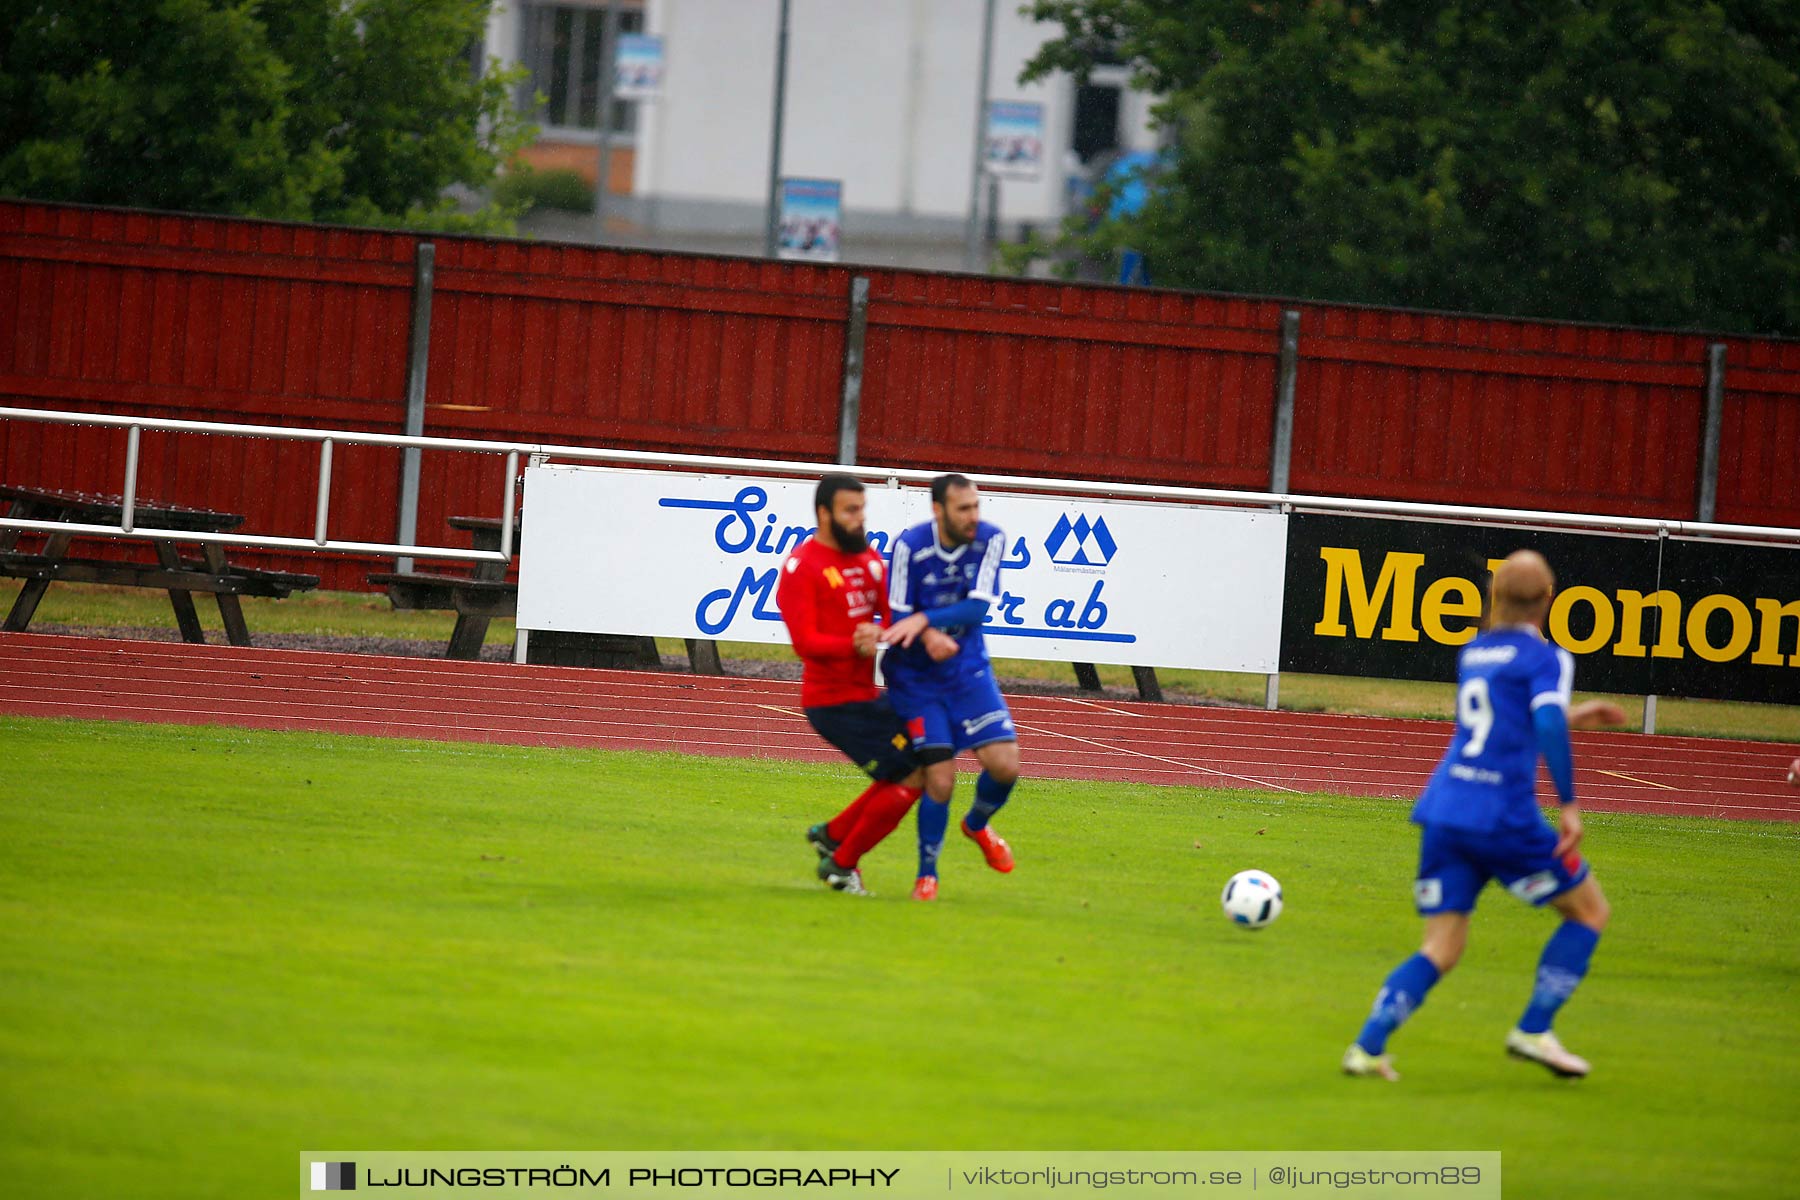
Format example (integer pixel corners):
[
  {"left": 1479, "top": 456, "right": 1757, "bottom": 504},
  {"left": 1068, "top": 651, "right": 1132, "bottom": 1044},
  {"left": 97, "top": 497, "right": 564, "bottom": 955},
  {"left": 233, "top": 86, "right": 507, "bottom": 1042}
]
[{"left": 2, "top": 632, "right": 1795, "bottom": 822}]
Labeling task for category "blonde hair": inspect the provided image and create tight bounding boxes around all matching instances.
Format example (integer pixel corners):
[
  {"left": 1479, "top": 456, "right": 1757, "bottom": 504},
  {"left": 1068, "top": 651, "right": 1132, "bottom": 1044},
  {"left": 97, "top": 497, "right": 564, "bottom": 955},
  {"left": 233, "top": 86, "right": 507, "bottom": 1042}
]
[{"left": 1490, "top": 550, "right": 1555, "bottom": 626}]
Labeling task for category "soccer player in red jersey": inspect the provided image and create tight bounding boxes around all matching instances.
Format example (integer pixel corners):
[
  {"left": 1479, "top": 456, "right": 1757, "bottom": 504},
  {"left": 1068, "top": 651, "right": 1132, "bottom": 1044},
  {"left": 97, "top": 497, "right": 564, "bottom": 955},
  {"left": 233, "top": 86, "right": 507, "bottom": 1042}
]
[{"left": 777, "top": 474, "right": 936, "bottom": 896}]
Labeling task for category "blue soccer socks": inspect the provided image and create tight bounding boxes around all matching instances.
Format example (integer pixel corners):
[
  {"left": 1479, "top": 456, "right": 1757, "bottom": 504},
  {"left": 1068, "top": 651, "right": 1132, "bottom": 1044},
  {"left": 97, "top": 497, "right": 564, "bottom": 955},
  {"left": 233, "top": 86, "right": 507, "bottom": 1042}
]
[
  {"left": 964, "top": 770, "right": 1015, "bottom": 832},
  {"left": 1518, "top": 922, "right": 1600, "bottom": 1034},
  {"left": 916, "top": 795, "right": 949, "bottom": 879},
  {"left": 1356, "top": 953, "right": 1442, "bottom": 1056}
]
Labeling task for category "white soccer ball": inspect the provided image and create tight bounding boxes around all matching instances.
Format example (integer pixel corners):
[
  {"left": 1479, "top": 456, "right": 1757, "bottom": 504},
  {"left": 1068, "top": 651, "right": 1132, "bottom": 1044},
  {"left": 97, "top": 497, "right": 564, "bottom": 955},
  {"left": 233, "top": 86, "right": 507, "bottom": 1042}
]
[{"left": 1221, "top": 869, "right": 1283, "bottom": 929}]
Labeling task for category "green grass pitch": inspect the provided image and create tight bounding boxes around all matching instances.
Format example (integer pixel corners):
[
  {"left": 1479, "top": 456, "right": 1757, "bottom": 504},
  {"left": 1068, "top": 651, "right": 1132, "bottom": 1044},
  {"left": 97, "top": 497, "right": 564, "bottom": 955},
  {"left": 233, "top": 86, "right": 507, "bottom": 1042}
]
[{"left": 2, "top": 716, "right": 1796, "bottom": 1198}]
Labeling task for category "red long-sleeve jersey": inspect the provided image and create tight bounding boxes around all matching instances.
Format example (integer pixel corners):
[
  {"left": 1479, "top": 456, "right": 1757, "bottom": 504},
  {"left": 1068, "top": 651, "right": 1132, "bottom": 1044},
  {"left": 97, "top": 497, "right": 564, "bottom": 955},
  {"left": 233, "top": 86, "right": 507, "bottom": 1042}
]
[{"left": 775, "top": 535, "right": 891, "bottom": 708}]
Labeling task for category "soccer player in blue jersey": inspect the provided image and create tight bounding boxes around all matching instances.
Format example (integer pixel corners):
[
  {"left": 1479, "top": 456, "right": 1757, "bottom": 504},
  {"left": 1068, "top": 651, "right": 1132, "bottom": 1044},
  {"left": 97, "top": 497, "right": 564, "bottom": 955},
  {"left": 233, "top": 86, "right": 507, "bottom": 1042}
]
[
  {"left": 880, "top": 474, "right": 1021, "bottom": 902},
  {"left": 1343, "top": 550, "right": 1625, "bottom": 1081}
]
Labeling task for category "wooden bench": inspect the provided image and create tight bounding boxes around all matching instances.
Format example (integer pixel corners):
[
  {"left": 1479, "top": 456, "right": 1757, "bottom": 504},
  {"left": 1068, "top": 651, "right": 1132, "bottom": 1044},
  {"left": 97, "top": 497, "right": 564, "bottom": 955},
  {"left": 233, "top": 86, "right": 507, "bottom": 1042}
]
[
  {"left": 368, "top": 515, "right": 523, "bottom": 659},
  {"left": 2, "top": 554, "right": 316, "bottom": 598},
  {"left": 368, "top": 514, "right": 713, "bottom": 672},
  {"left": 366, "top": 570, "right": 518, "bottom": 660},
  {"left": 0, "top": 484, "right": 319, "bottom": 646}
]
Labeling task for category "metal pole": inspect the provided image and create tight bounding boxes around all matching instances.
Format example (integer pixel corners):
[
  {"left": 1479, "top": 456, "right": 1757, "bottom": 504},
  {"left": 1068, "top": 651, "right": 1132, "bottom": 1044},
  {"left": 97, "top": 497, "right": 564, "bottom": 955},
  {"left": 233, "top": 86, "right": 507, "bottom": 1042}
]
[
  {"left": 396, "top": 242, "right": 434, "bottom": 572},
  {"left": 837, "top": 275, "right": 871, "bottom": 465},
  {"left": 315, "top": 439, "right": 334, "bottom": 545},
  {"left": 763, "top": 0, "right": 793, "bottom": 258},
  {"left": 962, "top": 0, "right": 997, "bottom": 271},
  {"left": 1269, "top": 310, "right": 1301, "bottom": 494},
  {"left": 122, "top": 424, "right": 141, "bottom": 534},
  {"left": 1695, "top": 342, "right": 1727, "bottom": 521},
  {"left": 984, "top": 171, "right": 1000, "bottom": 254},
  {"left": 1644, "top": 528, "right": 1668, "bottom": 734},
  {"left": 1265, "top": 309, "right": 1300, "bottom": 710},
  {"left": 499, "top": 450, "right": 520, "bottom": 561},
  {"left": 594, "top": 0, "right": 622, "bottom": 234}
]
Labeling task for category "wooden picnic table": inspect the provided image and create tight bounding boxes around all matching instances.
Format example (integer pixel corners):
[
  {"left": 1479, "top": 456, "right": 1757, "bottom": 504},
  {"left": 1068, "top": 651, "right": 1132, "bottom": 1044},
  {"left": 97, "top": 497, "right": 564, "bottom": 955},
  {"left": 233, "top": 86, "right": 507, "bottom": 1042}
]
[
  {"left": 0, "top": 483, "right": 318, "bottom": 645},
  {"left": 447, "top": 514, "right": 517, "bottom": 582},
  {"left": 443, "top": 513, "right": 726, "bottom": 672},
  {"left": 368, "top": 514, "right": 521, "bottom": 660},
  {"left": 368, "top": 513, "right": 719, "bottom": 672}
]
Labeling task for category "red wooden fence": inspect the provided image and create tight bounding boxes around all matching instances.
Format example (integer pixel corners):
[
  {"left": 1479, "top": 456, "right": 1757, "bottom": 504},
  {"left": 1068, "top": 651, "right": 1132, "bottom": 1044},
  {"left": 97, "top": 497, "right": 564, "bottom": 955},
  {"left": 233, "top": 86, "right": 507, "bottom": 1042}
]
[{"left": 2, "top": 198, "right": 1795, "bottom": 592}]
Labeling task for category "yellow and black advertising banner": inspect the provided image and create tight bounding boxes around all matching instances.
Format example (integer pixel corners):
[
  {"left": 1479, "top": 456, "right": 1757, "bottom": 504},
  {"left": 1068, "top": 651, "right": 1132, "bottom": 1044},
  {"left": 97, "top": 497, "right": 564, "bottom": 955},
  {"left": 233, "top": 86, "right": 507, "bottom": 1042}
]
[{"left": 1280, "top": 512, "right": 1800, "bottom": 704}]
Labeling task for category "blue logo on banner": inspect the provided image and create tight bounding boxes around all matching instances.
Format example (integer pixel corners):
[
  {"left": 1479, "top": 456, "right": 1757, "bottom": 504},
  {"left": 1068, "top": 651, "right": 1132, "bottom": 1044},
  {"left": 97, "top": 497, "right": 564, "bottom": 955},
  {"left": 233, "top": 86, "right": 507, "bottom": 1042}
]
[
  {"left": 653, "top": 488, "right": 1135, "bottom": 646},
  {"left": 1045, "top": 514, "right": 1118, "bottom": 566}
]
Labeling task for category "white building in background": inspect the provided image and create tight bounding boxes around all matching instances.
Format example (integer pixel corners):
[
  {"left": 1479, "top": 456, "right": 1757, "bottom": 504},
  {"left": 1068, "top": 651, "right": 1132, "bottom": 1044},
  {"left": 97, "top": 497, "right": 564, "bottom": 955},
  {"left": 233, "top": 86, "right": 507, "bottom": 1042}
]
[{"left": 482, "top": 0, "right": 1160, "bottom": 264}]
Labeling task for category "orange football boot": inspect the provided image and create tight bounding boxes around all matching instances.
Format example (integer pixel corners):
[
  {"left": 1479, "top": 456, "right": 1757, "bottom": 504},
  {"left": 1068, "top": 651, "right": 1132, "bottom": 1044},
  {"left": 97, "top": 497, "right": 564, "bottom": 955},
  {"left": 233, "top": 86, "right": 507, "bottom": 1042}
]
[{"left": 961, "top": 820, "right": 1014, "bottom": 872}]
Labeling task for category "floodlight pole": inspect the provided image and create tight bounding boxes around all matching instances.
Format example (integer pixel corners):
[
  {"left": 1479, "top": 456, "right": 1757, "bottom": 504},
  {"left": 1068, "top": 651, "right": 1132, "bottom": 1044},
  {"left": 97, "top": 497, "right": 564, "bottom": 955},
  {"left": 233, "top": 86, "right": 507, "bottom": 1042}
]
[
  {"left": 763, "top": 0, "right": 793, "bottom": 258},
  {"left": 962, "top": 0, "right": 997, "bottom": 272}
]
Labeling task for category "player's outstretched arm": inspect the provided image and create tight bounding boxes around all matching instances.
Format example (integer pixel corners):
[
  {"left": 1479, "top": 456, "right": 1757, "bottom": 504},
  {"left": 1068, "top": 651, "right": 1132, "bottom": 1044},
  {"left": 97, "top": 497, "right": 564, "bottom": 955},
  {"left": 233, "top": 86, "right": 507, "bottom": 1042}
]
[
  {"left": 1534, "top": 704, "right": 1585, "bottom": 857},
  {"left": 924, "top": 597, "right": 989, "bottom": 629},
  {"left": 1569, "top": 699, "right": 1628, "bottom": 730},
  {"left": 1533, "top": 704, "right": 1576, "bottom": 804},
  {"left": 880, "top": 611, "right": 930, "bottom": 647}
]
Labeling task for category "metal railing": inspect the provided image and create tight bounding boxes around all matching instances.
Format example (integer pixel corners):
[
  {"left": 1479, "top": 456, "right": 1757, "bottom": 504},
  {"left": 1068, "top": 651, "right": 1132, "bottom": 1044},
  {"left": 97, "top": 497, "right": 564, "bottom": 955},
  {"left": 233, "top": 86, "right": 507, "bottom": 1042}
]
[
  {"left": 3, "top": 406, "right": 1797, "bottom": 559},
  {"left": 2, "top": 407, "right": 518, "bottom": 564}
]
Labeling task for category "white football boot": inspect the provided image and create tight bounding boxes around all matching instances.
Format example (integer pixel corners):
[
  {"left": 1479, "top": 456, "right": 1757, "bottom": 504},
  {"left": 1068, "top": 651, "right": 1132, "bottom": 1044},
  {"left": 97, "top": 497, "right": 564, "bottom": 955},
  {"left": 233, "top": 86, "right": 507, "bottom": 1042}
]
[{"left": 1505, "top": 1028, "right": 1590, "bottom": 1078}]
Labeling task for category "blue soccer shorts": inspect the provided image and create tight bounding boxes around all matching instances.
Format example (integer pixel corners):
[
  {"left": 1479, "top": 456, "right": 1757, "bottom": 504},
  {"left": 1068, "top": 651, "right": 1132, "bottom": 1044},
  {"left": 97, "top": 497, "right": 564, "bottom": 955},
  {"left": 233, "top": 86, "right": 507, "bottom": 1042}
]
[
  {"left": 887, "top": 668, "right": 1016, "bottom": 760},
  {"left": 1412, "top": 820, "right": 1590, "bottom": 915}
]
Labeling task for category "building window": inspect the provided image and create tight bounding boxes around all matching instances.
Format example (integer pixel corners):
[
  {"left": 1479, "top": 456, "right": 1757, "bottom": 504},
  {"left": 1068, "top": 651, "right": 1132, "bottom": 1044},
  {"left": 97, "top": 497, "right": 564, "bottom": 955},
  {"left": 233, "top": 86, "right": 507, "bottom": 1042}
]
[
  {"left": 1072, "top": 83, "right": 1121, "bottom": 164},
  {"left": 522, "top": 3, "right": 644, "bottom": 136}
]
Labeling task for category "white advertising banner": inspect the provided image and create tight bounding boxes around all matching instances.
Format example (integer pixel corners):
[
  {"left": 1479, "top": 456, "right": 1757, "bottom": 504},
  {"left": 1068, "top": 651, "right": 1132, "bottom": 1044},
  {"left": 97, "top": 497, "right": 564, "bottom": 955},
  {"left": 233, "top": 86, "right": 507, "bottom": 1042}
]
[{"left": 517, "top": 467, "right": 1289, "bottom": 673}]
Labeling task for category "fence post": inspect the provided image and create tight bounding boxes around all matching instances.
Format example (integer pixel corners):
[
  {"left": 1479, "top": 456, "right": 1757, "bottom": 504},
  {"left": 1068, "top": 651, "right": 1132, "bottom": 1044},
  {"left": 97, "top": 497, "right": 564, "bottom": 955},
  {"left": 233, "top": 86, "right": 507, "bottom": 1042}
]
[
  {"left": 1266, "top": 310, "right": 1301, "bottom": 710},
  {"left": 1269, "top": 310, "right": 1301, "bottom": 495},
  {"left": 1649, "top": 344, "right": 1728, "bottom": 732},
  {"left": 1695, "top": 343, "right": 1727, "bottom": 522},
  {"left": 396, "top": 242, "right": 435, "bottom": 572},
  {"left": 838, "top": 275, "right": 871, "bottom": 465}
]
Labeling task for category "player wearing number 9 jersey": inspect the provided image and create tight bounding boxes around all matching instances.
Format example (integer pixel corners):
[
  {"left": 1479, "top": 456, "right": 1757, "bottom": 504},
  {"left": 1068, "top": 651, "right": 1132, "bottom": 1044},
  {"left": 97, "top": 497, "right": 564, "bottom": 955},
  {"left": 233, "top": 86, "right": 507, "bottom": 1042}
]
[{"left": 1343, "top": 550, "right": 1621, "bottom": 1083}]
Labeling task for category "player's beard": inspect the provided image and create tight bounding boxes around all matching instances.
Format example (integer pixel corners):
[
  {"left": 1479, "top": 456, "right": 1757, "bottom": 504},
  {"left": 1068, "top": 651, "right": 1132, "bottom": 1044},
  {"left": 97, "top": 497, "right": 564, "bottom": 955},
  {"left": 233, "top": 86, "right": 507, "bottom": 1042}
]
[{"left": 829, "top": 516, "right": 868, "bottom": 553}]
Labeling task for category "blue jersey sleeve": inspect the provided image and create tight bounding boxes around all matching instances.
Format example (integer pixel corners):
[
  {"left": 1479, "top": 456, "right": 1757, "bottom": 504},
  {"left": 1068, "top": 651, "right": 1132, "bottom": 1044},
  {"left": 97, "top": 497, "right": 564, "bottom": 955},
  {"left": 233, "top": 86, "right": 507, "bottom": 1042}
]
[
  {"left": 1528, "top": 642, "right": 1574, "bottom": 714},
  {"left": 1534, "top": 704, "right": 1576, "bottom": 806},
  {"left": 927, "top": 597, "right": 989, "bottom": 628},
  {"left": 969, "top": 526, "right": 1004, "bottom": 604},
  {"left": 887, "top": 534, "right": 915, "bottom": 614},
  {"left": 1526, "top": 641, "right": 1576, "bottom": 806}
]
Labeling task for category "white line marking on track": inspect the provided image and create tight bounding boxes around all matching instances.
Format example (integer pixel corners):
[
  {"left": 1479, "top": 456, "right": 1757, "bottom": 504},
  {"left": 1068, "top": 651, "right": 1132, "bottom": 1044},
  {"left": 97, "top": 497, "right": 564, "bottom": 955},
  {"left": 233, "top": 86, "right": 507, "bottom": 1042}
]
[
  {"left": 754, "top": 704, "right": 803, "bottom": 718},
  {"left": 1057, "top": 696, "right": 1143, "bottom": 719},
  {"left": 1013, "top": 721, "right": 1300, "bottom": 794},
  {"left": 1596, "top": 769, "right": 1678, "bottom": 791}
]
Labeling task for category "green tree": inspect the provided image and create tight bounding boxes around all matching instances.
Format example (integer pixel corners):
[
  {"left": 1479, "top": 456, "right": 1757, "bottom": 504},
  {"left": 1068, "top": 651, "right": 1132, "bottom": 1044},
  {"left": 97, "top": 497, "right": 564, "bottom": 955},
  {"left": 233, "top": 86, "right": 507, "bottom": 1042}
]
[
  {"left": 0, "top": 0, "right": 534, "bottom": 232},
  {"left": 1023, "top": 1, "right": 1800, "bottom": 334}
]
